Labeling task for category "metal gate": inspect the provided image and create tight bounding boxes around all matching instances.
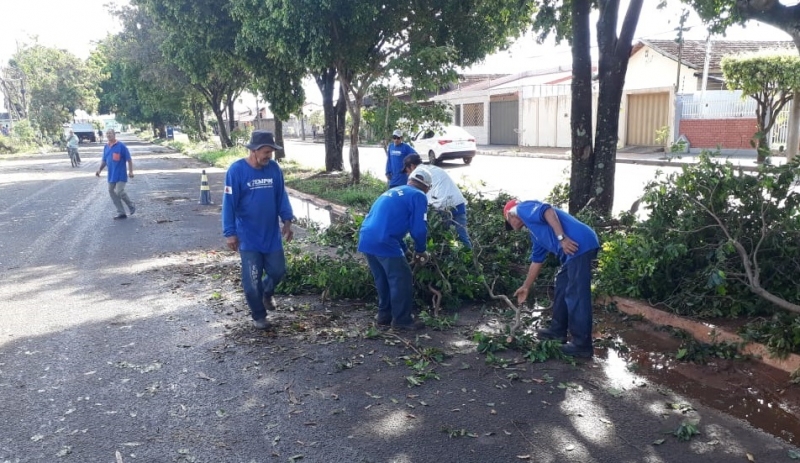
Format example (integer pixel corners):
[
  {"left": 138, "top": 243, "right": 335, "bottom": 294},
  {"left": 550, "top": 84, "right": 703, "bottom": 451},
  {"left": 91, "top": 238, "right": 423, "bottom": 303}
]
[
  {"left": 490, "top": 98, "right": 519, "bottom": 145},
  {"left": 626, "top": 93, "right": 670, "bottom": 146}
]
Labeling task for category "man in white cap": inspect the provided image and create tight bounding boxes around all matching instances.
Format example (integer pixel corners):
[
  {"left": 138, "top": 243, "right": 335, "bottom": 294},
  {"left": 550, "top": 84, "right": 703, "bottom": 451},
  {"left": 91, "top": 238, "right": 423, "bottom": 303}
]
[
  {"left": 222, "top": 130, "right": 295, "bottom": 330},
  {"left": 358, "top": 167, "right": 433, "bottom": 331},
  {"left": 385, "top": 129, "right": 417, "bottom": 188}
]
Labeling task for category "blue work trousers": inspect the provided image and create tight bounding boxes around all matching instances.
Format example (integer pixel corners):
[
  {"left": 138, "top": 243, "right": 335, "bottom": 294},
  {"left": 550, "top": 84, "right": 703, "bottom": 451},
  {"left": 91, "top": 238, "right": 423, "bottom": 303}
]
[
  {"left": 240, "top": 250, "right": 286, "bottom": 321},
  {"left": 548, "top": 249, "right": 597, "bottom": 349},
  {"left": 364, "top": 253, "right": 414, "bottom": 326}
]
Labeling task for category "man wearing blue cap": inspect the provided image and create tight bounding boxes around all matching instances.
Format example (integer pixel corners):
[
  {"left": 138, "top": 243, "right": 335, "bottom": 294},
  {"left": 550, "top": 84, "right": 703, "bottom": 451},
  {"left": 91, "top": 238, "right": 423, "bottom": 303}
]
[
  {"left": 223, "top": 130, "right": 295, "bottom": 330},
  {"left": 385, "top": 129, "right": 417, "bottom": 188}
]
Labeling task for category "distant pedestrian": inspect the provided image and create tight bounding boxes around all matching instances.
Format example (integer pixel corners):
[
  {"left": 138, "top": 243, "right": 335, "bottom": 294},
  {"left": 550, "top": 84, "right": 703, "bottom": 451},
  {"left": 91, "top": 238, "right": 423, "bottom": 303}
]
[
  {"left": 97, "top": 129, "right": 103, "bottom": 143},
  {"left": 385, "top": 129, "right": 417, "bottom": 188},
  {"left": 503, "top": 199, "right": 599, "bottom": 358},
  {"left": 96, "top": 129, "right": 135, "bottom": 220},
  {"left": 0, "top": 125, "right": 9, "bottom": 137},
  {"left": 66, "top": 130, "right": 81, "bottom": 165},
  {"left": 358, "top": 167, "right": 433, "bottom": 331},
  {"left": 222, "top": 130, "right": 295, "bottom": 331},
  {"left": 312, "top": 125, "right": 317, "bottom": 139},
  {"left": 403, "top": 154, "right": 472, "bottom": 248}
]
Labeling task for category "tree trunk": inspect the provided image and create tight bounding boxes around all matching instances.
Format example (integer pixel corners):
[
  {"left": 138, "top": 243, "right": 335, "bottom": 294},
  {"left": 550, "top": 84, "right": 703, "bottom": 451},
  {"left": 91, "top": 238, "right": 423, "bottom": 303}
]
[
  {"left": 568, "top": 0, "right": 595, "bottom": 215},
  {"left": 335, "top": 84, "right": 347, "bottom": 159},
  {"left": 274, "top": 119, "right": 285, "bottom": 161},
  {"left": 592, "top": 0, "right": 643, "bottom": 217},
  {"left": 349, "top": 99, "right": 363, "bottom": 184},
  {"left": 788, "top": 92, "right": 800, "bottom": 162},
  {"left": 213, "top": 107, "right": 233, "bottom": 148},
  {"left": 316, "top": 68, "right": 344, "bottom": 171},
  {"left": 300, "top": 113, "right": 306, "bottom": 141},
  {"left": 226, "top": 96, "right": 236, "bottom": 134}
]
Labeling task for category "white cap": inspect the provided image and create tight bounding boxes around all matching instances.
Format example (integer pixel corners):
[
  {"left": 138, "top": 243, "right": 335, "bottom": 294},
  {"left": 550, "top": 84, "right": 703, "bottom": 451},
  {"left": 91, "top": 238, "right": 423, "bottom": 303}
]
[
  {"left": 409, "top": 166, "right": 433, "bottom": 188},
  {"left": 392, "top": 129, "right": 403, "bottom": 138}
]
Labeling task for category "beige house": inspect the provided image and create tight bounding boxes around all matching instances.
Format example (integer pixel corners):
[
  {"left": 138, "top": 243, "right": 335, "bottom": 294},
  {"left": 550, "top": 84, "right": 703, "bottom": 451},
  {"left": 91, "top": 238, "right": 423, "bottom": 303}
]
[{"left": 432, "top": 40, "right": 794, "bottom": 149}]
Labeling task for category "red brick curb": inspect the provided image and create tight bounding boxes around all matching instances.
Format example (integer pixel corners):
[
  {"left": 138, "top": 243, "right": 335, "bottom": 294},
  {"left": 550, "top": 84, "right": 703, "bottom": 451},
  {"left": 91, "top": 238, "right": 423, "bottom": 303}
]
[{"left": 607, "top": 296, "right": 800, "bottom": 374}]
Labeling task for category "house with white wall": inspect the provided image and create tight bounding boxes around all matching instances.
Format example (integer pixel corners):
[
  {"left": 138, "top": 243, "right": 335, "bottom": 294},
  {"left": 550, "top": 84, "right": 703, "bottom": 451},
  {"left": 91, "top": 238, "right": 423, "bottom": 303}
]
[{"left": 432, "top": 39, "right": 794, "bottom": 149}]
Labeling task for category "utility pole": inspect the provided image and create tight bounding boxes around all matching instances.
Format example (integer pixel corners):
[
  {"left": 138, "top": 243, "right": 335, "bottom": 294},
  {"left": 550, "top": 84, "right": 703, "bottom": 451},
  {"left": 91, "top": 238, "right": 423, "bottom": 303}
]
[{"left": 674, "top": 9, "right": 691, "bottom": 94}]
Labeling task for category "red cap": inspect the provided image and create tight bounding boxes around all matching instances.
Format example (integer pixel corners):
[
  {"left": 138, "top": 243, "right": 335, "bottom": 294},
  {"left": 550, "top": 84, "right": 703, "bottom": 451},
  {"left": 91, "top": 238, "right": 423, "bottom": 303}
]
[
  {"left": 503, "top": 199, "right": 518, "bottom": 230},
  {"left": 503, "top": 199, "right": 518, "bottom": 220}
]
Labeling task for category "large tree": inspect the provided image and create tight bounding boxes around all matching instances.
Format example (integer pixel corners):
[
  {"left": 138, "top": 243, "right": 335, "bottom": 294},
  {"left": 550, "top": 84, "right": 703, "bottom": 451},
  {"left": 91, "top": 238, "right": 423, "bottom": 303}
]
[
  {"left": 134, "top": 0, "right": 250, "bottom": 148},
  {"left": 686, "top": 0, "right": 800, "bottom": 162},
  {"left": 233, "top": 0, "right": 348, "bottom": 172},
  {"left": 8, "top": 42, "right": 100, "bottom": 138},
  {"left": 534, "top": 0, "right": 644, "bottom": 216},
  {"left": 236, "top": 0, "right": 536, "bottom": 183}
]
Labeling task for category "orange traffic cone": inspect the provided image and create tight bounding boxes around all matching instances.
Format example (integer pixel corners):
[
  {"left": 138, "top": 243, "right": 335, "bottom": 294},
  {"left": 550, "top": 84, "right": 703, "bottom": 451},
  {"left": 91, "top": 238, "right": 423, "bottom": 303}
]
[{"left": 199, "top": 170, "right": 213, "bottom": 205}]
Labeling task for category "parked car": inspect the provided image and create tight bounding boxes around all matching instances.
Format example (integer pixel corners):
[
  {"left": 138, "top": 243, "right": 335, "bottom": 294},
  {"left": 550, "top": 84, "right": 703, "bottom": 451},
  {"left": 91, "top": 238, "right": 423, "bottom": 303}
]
[{"left": 411, "top": 125, "right": 476, "bottom": 165}]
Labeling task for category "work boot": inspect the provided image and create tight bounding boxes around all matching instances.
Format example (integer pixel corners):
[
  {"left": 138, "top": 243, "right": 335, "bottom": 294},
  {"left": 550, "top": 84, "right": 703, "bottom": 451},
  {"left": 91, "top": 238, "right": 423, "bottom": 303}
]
[
  {"left": 561, "top": 343, "right": 593, "bottom": 358},
  {"left": 375, "top": 314, "right": 391, "bottom": 331},
  {"left": 391, "top": 320, "right": 426, "bottom": 332},
  {"left": 129, "top": 204, "right": 136, "bottom": 216},
  {"left": 113, "top": 214, "right": 127, "bottom": 220},
  {"left": 536, "top": 328, "right": 567, "bottom": 343},
  {"left": 252, "top": 318, "right": 273, "bottom": 330}
]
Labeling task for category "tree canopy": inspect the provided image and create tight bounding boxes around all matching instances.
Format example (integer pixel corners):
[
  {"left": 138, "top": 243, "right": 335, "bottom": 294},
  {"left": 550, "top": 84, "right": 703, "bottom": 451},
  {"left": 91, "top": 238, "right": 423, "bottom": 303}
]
[{"left": 8, "top": 42, "right": 100, "bottom": 138}]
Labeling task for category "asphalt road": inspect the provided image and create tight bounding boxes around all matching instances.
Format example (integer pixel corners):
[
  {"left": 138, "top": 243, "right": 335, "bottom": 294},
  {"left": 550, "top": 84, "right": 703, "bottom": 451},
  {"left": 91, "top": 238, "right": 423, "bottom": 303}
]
[{"left": 0, "top": 136, "right": 796, "bottom": 463}]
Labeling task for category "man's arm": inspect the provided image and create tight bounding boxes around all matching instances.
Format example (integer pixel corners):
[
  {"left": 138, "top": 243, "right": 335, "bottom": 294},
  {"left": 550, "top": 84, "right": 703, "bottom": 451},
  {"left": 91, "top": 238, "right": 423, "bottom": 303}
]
[
  {"left": 543, "top": 208, "right": 578, "bottom": 255},
  {"left": 222, "top": 168, "right": 239, "bottom": 250},
  {"left": 513, "top": 261, "right": 544, "bottom": 305},
  {"left": 276, "top": 169, "right": 295, "bottom": 242},
  {"left": 95, "top": 160, "right": 107, "bottom": 177},
  {"left": 385, "top": 145, "right": 392, "bottom": 179},
  {"left": 127, "top": 158, "right": 134, "bottom": 178},
  {"left": 409, "top": 194, "right": 429, "bottom": 253}
]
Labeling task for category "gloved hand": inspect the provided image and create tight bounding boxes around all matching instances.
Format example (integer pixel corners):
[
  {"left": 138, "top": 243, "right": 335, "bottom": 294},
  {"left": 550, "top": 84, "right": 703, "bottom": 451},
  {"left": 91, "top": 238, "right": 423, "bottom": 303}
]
[{"left": 414, "top": 252, "right": 430, "bottom": 264}]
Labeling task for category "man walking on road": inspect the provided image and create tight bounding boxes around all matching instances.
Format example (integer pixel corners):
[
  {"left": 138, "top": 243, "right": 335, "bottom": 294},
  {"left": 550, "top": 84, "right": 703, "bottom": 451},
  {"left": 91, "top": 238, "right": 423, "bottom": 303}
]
[
  {"left": 403, "top": 154, "right": 472, "bottom": 248},
  {"left": 385, "top": 129, "right": 417, "bottom": 188},
  {"left": 504, "top": 199, "right": 599, "bottom": 358},
  {"left": 222, "top": 131, "right": 295, "bottom": 331},
  {"left": 66, "top": 130, "right": 81, "bottom": 166},
  {"left": 358, "top": 167, "right": 433, "bottom": 331},
  {"left": 96, "top": 129, "right": 135, "bottom": 220}
]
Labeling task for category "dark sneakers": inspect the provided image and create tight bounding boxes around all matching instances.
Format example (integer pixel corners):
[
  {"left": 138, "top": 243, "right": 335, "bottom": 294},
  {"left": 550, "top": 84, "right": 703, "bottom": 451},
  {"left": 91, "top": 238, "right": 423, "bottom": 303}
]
[
  {"left": 375, "top": 315, "right": 391, "bottom": 330},
  {"left": 129, "top": 204, "right": 136, "bottom": 216},
  {"left": 263, "top": 294, "right": 277, "bottom": 311},
  {"left": 253, "top": 318, "right": 273, "bottom": 330},
  {"left": 561, "top": 343, "right": 594, "bottom": 358},
  {"left": 113, "top": 214, "right": 127, "bottom": 220},
  {"left": 536, "top": 328, "right": 567, "bottom": 343},
  {"left": 392, "top": 320, "right": 426, "bottom": 332}
]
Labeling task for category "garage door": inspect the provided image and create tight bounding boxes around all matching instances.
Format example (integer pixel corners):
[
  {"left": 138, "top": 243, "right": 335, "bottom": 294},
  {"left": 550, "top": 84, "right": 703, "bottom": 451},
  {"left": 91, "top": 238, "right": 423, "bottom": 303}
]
[
  {"left": 490, "top": 99, "right": 519, "bottom": 145},
  {"left": 626, "top": 93, "right": 670, "bottom": 146}
]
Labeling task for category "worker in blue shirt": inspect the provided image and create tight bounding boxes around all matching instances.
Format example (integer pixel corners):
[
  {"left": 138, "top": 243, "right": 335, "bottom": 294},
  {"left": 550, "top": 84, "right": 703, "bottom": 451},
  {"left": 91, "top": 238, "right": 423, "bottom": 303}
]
[
  {"left": 358, "top": 167, "right": 433, "bottom": 331},
  {"left": 504, "top": 199, "right": 600, "bottom": 358},
  {"left": 385, "top": 129, "right": 417, "bottom": 188},
  {"left": 222, "top": 131, "right": 295, "bottom": 330}
]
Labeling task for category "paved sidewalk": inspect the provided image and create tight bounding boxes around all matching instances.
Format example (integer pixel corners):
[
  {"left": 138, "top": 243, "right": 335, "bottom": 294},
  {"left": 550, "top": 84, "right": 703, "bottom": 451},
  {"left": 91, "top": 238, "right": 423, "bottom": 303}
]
[{"left": 476, "top": 144, "right": 793, "bottom": 172}]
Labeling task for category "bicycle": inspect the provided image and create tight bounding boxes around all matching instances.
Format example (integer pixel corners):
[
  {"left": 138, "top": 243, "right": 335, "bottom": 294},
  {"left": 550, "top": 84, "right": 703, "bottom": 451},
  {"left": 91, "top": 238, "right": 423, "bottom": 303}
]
[{"left": 67, "top": 146, "right": 80, "bottom": 167}]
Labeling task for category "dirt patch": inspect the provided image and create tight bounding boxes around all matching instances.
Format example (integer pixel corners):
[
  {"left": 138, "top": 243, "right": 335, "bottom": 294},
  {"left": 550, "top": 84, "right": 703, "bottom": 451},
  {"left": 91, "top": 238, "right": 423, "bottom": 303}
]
[{"left": 147, "top": 248, "right": 800, "bottom": 456}]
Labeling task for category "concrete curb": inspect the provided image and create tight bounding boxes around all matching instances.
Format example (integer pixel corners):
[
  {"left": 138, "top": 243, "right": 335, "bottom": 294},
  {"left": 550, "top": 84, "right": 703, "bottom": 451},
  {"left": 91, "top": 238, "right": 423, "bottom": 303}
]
[
  {"left": 475, "top": 149, "right": 765, "bottom": 172},
  {"left": 286, "top": 186, "right": 350, "bottom": 218},
  {"left": 608, "top": 296, "right": 800, "bottom": 374}
]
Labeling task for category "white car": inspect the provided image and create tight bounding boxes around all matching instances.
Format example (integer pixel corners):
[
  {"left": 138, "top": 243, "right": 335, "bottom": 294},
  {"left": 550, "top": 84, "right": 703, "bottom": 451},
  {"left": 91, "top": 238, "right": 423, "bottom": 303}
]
[{"left": 411, "top": 125, "right": 477, "bottom": 165}]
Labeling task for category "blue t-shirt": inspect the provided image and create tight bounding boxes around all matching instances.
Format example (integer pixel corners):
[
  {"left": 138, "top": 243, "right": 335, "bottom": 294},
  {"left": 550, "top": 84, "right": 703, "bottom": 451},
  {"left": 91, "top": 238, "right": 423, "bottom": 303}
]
[
  {"left": 357, "top": 185, "right": 428, "bottom": 257},
  {"left": 516, "top": 201, "right": 599, "bottom": 264},
  {"left": 385, "top": 142, "right": 417, "bottom": 188},
  {"left": 222, "top": 158, "right": 294, "bottom": 253},
  {"left": 102, "top": 142, "right": 131, "bottom": 183}
]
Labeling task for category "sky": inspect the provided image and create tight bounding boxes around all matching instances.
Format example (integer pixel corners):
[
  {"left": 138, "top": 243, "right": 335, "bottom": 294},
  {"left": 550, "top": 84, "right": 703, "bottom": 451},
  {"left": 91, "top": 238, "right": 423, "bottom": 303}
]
[{"left": 0, "top": 0, "right": 793, "bottom": 108}]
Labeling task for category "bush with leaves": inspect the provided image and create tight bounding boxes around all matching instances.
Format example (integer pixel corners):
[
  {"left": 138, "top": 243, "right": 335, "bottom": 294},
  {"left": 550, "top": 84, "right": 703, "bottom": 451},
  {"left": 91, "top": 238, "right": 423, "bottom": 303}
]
[
  {"left": 592, "top": 151, "right": 800, "bottom": 356},
  {"left": 278, "top": 189, "right": 559, "bottom": 312},
  {"left": 598, "top": 151, "right": 800, "bottom": 320}
]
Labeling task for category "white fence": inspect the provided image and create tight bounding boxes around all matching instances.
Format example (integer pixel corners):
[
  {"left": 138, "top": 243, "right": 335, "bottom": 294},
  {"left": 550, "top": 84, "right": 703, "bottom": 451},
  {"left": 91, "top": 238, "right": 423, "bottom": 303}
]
[{"left": 678, "top": 90, "right": 793, "bottom": 148}]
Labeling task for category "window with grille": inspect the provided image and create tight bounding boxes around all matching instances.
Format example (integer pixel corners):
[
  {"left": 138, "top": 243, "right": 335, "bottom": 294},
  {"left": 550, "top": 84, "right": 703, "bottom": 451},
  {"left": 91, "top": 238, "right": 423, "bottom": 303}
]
[{"left": 463, "top": 103, "right": 484, "bottom": 126}]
